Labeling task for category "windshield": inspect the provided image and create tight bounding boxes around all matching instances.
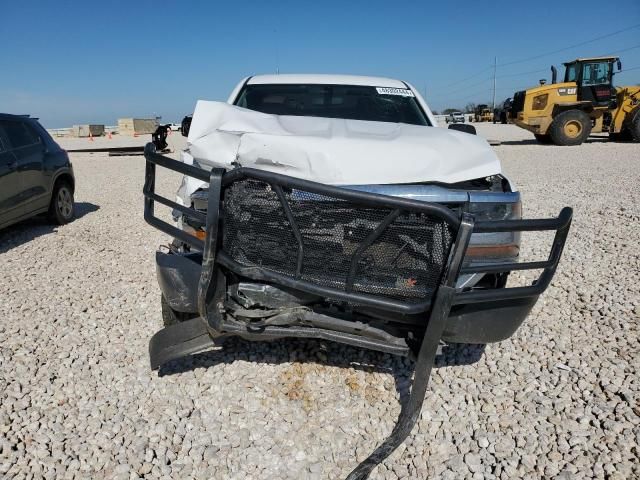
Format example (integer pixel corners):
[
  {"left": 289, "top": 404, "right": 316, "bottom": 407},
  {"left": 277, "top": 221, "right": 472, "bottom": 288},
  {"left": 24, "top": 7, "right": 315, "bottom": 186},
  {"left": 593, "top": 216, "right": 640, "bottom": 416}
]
[
  {"left": 582, "top": 62, "right": 612, "bottom": 86},
  {"left": 235, "top": 84, "right": 430, "bottom": 126}
]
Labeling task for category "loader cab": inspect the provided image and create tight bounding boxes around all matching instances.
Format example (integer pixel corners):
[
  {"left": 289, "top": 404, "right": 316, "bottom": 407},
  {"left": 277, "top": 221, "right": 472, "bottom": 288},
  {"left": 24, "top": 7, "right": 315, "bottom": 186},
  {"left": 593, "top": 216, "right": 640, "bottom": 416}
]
[{"left": 563, "top": 57, "right": 618, "bottom": 107}]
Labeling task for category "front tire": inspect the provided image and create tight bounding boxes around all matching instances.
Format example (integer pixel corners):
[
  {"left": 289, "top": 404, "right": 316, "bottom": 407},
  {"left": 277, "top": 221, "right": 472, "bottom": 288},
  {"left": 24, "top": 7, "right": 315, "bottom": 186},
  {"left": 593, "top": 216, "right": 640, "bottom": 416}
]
[
  {"left": 549, "top": 110, "right": 592, "bottom": 146},
  {"left": 49, "top": 181, "right": 75, "bottom": 224}
]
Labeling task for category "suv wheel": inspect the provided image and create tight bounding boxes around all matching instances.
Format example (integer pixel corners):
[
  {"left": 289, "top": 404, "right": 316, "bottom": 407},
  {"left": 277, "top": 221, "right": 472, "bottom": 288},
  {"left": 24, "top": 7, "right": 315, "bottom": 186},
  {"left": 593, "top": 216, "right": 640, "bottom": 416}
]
[
  {"left": 49, "top": 181, "right": 75, "bottom": 224},
  {"left": 549, "top": 110, "right": 592, "bottom": 146}
]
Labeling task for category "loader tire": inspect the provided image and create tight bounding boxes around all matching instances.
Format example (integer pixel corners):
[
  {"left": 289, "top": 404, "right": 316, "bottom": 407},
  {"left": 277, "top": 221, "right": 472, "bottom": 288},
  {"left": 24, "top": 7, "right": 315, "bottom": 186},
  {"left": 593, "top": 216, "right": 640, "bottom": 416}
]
[
  {"left": 626, "top": 107, "right": 640, "bottom": 142},
  {"left": 549, "top": 110, "right": 591, "bottom": 146},
  {"left": 534, "top": 134, "right": 553, "bottom": 144},
  {"left": 161, "top": 295, "right": 197, "bottom": 327}
]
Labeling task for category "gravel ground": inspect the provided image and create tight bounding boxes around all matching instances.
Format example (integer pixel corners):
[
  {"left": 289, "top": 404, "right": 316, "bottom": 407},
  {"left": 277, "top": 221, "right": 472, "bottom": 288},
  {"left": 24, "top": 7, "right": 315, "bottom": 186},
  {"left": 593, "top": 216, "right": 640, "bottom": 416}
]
[{"left": 1, "top": 125, "right": 638, "bottom": 479}]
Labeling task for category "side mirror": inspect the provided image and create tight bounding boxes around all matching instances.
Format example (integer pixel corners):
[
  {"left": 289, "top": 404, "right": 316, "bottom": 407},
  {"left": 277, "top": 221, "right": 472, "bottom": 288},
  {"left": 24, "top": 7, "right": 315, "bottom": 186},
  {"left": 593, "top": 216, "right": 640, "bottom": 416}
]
[
  {"left": 617, "top": 59, "right": 622, "bottom": 71},
  {"left": 181, "top": 115, "right": 192, "bottom": 138},
  {"left": 448, "top": 124, "right": 476, "bottom": 135}
]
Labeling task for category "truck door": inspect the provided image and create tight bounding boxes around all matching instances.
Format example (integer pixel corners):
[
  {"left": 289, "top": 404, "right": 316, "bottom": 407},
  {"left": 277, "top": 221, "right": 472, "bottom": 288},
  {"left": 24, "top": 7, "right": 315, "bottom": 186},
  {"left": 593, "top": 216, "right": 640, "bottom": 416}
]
[{"left": 578, "top": 61, "right": 614, "bottom": 107}]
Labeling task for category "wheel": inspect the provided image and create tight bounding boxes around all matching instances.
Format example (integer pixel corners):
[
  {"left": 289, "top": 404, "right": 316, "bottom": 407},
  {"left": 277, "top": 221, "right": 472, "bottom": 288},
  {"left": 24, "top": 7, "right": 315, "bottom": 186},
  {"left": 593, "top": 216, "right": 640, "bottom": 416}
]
[
  {"left": 625, "top": 106, "right": 640, "bottom": 142},
  {"left": 49, "top": 180, "right": 75, "bottom": 224},
  {"left": 534, "top": 134, "right": 553, "bottom": 144},
  {"left": 549, "top": 110, "right": 592, "bottom": 146},
  {"left": 161, "top": 295, "right": 197, "bottom": 327}
]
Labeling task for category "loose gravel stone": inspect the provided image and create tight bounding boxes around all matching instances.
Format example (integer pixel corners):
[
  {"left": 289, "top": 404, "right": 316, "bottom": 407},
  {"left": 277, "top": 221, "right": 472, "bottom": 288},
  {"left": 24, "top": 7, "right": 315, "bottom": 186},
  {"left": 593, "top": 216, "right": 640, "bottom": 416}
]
[{"left": 0, "top": 127, "right": 639, "bottom": 479}]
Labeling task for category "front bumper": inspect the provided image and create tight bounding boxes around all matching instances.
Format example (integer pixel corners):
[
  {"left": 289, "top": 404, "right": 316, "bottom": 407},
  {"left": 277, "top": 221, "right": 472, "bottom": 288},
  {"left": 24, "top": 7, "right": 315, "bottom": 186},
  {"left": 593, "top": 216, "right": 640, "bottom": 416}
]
[
  {"left": 514, "top": 116, "right": 543, "bottom": 133},
  {"left": 156, "top": 250, "right": 537, "bottom": 346}
]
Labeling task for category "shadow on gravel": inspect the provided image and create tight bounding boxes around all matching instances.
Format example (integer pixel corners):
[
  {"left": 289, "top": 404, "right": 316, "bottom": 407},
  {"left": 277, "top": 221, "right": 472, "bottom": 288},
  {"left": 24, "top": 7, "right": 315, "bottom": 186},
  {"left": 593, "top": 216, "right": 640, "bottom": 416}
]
[
  {"left": 499, "top": 136, "right": 611, "bottom": 146},
  {"left": 0, "top": 202, "right": 100, "bottom": 254},
  {"left": 158, "top": 336, "right": 486, "bottom": 404}
]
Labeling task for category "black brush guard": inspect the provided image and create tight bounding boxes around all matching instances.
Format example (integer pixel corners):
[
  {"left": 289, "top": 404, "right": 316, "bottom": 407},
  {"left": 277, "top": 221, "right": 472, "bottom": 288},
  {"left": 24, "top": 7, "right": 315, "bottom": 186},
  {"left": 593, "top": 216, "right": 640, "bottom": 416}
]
[{"left": 143, "top": 144, "right": 572, "bottom": 479}]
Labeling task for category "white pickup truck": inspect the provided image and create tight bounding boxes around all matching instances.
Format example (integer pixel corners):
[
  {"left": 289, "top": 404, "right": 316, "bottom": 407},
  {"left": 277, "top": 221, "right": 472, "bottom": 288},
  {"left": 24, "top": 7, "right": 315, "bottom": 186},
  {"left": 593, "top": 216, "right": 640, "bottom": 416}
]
[
  {"left": 142, "top": 74, "right": 571, "bottom": 479},
  {"left": 445, "top": 111, "right": 466, "bottom": 123}
]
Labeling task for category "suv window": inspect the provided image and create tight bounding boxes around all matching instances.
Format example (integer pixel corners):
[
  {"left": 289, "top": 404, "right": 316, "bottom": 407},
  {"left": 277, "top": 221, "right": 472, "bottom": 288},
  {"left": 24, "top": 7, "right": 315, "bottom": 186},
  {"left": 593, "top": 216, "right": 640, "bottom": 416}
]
[
  {"left": 235, "top": 84, "right": 430, "bottom": 126},
  {"left": 0, "top": 120, "right": 41, "bottom": 149}
]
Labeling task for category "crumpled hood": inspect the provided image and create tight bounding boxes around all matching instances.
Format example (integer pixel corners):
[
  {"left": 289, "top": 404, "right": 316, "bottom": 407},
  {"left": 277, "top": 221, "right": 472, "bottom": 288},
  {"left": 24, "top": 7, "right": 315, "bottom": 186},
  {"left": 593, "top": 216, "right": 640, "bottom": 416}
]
[{"left": 186, "top": 100, "right": 502, "bottom": 185}]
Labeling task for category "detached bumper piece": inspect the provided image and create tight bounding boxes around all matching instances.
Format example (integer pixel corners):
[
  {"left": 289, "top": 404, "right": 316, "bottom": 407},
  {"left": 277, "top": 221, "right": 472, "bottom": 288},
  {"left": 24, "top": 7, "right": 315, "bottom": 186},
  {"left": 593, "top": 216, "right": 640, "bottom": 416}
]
[
  {"left": 148, "top": 317, "right": 221, "bottom": 370},
  {"left": 143, "top": 144, "right": 572, "bottom": 479}
]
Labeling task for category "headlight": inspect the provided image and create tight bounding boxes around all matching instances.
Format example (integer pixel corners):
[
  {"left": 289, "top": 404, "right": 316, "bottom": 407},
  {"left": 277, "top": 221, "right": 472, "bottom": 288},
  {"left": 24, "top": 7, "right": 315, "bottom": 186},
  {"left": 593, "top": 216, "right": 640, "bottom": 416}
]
[
  {"left": 190, "top": 189, "right": 209, "bottom": 212},
  {"left": 180, "top": 190, "right": 208, "bottom": 235},
  {"left": 466, "top": 200, "right": 522, "bottom": 260},
  {"left": 468, "top": 201, "right": 521, "bottom": 222},
  {"left": 532, "top": 94, "right": 548, "bottom": 110}
]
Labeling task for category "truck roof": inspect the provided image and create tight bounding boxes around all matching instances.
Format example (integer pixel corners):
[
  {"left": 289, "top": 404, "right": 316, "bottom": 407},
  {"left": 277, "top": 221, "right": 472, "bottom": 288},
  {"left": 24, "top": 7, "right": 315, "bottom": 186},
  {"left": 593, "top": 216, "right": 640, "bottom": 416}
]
[
  {"left": 563, "top": 56, "right": 618, "bottom": 64},
  {"left": 246, "top": 74, "right": 408, "bottom": 88}
]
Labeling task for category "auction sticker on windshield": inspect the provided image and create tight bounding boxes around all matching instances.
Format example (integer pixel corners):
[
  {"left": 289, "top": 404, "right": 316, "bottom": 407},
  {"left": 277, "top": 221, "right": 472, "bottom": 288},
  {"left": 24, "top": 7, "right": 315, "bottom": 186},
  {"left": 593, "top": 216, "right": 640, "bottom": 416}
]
[{"left": 376, "top": 87, "right": 415, "bottom": 97}]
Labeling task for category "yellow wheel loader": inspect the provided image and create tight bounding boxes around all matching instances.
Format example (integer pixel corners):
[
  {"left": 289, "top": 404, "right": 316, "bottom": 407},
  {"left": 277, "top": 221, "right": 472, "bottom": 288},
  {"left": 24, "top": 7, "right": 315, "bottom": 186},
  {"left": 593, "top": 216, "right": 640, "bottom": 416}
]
[
  {"left": 474, "top": 104, "right": 494, "bottom": 122},
  {"left": 510, "top": 57, "right": 640, "bottom": 145}
]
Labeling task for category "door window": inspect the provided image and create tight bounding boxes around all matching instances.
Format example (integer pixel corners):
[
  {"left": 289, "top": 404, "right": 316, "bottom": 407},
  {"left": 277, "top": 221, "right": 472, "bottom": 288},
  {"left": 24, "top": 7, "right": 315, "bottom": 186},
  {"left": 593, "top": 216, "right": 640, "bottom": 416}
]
[
  {"left": 581, "top": 62, "right": 611, "bottom": 86},
  {"left": 0, "top": 120, "right": 41, "bottom": 149}
]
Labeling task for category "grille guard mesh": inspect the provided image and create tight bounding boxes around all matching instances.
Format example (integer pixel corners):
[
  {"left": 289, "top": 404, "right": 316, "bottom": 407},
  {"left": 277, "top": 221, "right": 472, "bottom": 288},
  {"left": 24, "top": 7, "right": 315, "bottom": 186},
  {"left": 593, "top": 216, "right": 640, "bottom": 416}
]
[{"left": 222, "top": 179, "right": 455, "bottom": 304}]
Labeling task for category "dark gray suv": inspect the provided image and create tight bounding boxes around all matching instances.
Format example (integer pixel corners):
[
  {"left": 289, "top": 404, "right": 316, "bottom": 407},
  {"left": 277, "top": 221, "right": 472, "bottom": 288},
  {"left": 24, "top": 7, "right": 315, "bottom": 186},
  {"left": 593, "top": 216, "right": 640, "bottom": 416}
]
[{"left": 0, "top": 114, "right": 75, "bottom": 229}]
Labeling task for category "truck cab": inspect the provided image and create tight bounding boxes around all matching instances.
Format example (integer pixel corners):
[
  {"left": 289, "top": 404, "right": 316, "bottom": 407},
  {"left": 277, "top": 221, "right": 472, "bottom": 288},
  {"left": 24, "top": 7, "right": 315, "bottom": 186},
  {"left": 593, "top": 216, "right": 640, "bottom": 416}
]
[{"left": 561, "top": 57, "right": 618, "bottom": 107}]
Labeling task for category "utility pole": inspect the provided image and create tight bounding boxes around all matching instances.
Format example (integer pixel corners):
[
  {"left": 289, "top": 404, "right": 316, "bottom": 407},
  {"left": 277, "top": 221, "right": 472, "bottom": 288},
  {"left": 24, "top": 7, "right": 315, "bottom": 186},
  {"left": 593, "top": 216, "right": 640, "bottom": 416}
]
[
  {"left": 492, "top": 56, "right": 497, "bottom": 110},
  {"left": 275, "top": 28, "right": 280, "bottom": 75}
]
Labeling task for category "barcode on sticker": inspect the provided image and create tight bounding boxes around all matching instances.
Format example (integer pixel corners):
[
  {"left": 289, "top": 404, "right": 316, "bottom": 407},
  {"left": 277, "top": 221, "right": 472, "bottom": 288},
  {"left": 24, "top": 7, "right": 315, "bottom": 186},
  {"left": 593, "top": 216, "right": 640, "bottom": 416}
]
[{"left": 375, "top": 87, "right": 415, "bottom": 97}]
